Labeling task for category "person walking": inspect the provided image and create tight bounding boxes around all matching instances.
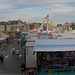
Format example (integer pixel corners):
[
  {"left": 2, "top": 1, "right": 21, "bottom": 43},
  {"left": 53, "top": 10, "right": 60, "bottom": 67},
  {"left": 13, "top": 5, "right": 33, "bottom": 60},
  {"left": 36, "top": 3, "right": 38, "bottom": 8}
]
[
  {"left": 0, "top": 55, "right": 4, "bottom": 64},
  {"left": 10, "top": 48, "right": 15, "bottom": 55},
  {"left": 21, "top": 62, "right": 26, "bottom": 75},
  {"left": 17, "top": 40, "right": 19, "bottom": 45},
  {"left": 16, "top": 49, "right": 20, "bottom": 58},
  {"left": 12, "top": 50, "right": 15, "bottom": 58}
]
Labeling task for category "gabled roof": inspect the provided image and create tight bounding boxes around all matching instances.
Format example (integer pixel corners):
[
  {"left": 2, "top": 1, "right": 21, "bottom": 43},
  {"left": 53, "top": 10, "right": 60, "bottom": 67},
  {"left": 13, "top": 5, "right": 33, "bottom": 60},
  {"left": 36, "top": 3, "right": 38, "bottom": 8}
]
[
  {"left": 9, "top": 20, "right": 22, "bottom": 25},
  {"left": 0, "top": 22, "right": 9, "bottom": 25}
]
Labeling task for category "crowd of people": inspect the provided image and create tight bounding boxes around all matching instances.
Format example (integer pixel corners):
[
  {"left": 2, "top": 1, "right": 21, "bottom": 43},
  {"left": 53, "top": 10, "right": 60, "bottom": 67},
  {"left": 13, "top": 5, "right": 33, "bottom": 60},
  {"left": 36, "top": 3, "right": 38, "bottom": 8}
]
[{"left": 0, "top": 33, "right": 27, "bottom": 75}]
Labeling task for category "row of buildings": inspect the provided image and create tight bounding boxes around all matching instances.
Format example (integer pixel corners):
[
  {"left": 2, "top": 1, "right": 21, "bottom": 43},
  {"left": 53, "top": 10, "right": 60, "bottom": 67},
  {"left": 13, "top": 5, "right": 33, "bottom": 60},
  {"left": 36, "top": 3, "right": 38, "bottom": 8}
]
[
  {"left": 0, "top": 20, "right": 29, "bottom": 32},
  {"left": 28, "top": 22, "right": 75, "bottom": 33},
  {"left": 58, "top": 22, "right": 75, "bottom": 32},
  {"left": 0, "top": 19, "right": 75, "bottom": 32}
]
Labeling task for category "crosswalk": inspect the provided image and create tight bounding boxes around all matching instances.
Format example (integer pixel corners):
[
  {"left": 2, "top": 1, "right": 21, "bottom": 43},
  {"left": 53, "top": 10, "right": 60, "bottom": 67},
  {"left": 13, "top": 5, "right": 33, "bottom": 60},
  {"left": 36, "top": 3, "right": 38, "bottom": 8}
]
[
  {"left": 5, "top": 54, "right": 9, "bottom": 59},
  {"left": 2, "top": 51, "right": 5, "bottom": 55},
  {"left": 8, "top": 44, "right": 13, "bottom": 49}
]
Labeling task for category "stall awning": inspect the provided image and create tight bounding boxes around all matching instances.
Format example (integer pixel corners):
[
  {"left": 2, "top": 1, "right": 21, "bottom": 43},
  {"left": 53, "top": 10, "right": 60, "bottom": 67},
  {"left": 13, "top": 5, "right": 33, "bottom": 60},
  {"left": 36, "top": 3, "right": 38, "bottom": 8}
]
[
  {"left": 34, "top": 39, "right": 75, "bottom": 52},
  {"left": 0, "top": 37, "right": 6, "bottom": 40},
  {"left": 0, "top": 32, "right": 10, "bottom": 38}
]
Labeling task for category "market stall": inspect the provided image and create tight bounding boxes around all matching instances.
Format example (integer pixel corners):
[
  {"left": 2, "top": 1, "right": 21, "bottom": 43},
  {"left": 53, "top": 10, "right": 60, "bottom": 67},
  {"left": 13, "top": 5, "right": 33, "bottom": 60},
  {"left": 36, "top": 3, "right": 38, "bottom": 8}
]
[
  {"left": 0, "top": 37, "right": 7, "bottom": 50},
  {"left": 34, "top": 39, "right": 75, "bottom": 75},
  {"left": 0, "top": 32, "right": 10, "bottom": 43}
]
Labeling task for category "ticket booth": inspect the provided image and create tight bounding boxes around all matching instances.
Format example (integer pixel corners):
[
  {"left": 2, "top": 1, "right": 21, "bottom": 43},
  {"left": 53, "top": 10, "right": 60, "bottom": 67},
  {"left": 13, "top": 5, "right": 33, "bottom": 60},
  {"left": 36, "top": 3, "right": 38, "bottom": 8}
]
[{"left": 34, "top": 39, "right": 75, "bottom": 75}]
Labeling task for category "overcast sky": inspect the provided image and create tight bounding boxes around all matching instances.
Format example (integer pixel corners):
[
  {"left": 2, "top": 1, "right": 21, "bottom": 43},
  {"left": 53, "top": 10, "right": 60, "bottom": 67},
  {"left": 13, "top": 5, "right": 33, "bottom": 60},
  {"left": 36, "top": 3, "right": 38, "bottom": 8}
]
[{"left": 0, "top": 0, "right": 75, "bottom": 24}]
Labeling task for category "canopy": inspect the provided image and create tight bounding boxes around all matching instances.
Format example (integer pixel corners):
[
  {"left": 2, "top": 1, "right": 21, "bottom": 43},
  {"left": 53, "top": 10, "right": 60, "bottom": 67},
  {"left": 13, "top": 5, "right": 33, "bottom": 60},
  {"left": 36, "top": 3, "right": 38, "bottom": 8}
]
[
  {"left": 0, "top": 37, "right": 6, "bottom": 41},
  {"left": 34, "top": 39, "right": 75, "bottom": 52},
  {"left": 0, "top": 32, "right": 8, "bottom": 35},
  {"left": 0, "top": 32, "right": 10, "bottom": 38}
]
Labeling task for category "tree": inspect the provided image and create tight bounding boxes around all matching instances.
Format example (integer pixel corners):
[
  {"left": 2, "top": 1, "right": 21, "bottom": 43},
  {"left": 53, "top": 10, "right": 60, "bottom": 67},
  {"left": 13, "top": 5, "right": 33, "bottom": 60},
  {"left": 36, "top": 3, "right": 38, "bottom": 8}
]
[
  {"left": 43, "top": 25, "right": 47, "bottom": 31},
  {"left": 21, "top": 34, "right": 27, "bottom": 49},
  {"left": 72, "top": 22, "right": 75, "bottom": 30}
]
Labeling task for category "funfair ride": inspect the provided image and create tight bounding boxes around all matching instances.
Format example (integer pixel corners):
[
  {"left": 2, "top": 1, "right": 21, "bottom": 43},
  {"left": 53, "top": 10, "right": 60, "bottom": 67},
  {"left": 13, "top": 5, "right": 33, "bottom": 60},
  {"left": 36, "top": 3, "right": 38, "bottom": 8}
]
[{"left": 35, "top": 15, "right": 61, "bottom": 34}]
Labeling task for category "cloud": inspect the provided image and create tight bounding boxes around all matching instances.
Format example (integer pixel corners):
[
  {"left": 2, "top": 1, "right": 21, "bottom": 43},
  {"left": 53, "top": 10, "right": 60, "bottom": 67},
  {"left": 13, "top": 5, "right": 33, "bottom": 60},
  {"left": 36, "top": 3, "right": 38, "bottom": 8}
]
[
  {"left": 0, "top": 11, "right": 40, "bottom": 22},
  {"left": 0, "top": 0, "right": 75, "bottom": 24},
  {"left": 0, "top": 0, "right": 75, "bottom": 10},
  {"left": 49, "top": 7, "right": 75, "bottom": 15},
  {"left": 51, "top": 4, "right": 67, "bottom": 7}
]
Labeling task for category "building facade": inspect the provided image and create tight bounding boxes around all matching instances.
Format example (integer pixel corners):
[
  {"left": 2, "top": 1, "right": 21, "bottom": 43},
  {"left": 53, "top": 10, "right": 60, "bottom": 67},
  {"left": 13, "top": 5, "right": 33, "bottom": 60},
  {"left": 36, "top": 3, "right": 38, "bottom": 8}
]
[
  {"left": 8, "top": 20, "right": 22, "bottom": 32},
  {"left": 30, "top": 23, "right": 41, "bottom": 29},
  {"left": 71, "top": 22, "right": 75, "bottom": 30},
  {"left": 0, "top": 20, "right": 22, "bottom": 32},
  {"left": 63, "top": 22, "right": 72, "bottom": 31},
  {"left": 0, "top": 22, "right": 11, "bottom": 31}
]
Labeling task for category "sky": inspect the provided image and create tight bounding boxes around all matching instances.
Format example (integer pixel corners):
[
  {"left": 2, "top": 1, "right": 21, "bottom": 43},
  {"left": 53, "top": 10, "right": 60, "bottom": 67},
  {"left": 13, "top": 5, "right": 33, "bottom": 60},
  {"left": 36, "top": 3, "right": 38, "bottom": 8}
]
[{"left": 0, "top": 0, "right": 75, "bottom": 25}]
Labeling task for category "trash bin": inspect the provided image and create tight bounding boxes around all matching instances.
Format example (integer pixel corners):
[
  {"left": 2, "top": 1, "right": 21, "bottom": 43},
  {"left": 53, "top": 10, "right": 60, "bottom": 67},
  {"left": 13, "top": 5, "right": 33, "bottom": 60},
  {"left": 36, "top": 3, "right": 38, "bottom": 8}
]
[{"left": 28, "top": 69, "right": 35, "bottom": 75}]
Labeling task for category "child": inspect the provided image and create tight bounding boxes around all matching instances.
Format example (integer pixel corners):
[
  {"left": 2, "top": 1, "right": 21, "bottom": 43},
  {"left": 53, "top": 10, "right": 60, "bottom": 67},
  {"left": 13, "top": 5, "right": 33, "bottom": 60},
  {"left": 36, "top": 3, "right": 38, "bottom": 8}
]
[{"left": 16, "top": 49, "right": 20, "bottom": 58}]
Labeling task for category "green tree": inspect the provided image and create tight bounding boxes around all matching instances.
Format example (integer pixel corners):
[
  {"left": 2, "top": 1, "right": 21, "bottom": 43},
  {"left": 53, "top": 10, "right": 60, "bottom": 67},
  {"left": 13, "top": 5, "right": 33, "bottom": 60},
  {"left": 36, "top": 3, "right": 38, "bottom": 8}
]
[{"left": 43, "top": 26, "right": 47, "bottom": 31}]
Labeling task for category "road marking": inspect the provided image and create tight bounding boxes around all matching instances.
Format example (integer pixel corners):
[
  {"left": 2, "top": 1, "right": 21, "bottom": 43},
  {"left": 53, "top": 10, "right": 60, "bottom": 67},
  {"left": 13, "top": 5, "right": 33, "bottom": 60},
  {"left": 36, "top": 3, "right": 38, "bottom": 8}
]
[
  {"left": 5, "top": 54, "right": 9, "bottom": 59},
  {"left": 9, "top": 44, "right": 13, "bottom": 48},
  {"left": 2, "top": 51, "right": 5, "bottom": 54}
]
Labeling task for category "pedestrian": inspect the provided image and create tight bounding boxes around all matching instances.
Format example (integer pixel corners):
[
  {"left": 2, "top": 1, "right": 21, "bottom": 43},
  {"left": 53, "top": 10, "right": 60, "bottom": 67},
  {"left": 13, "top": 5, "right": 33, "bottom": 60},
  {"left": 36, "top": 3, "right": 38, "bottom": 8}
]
[
  {"left": 12, "top": 50, "right": 15, "bottom": 58},
  {"left": 10, "top": 48, "right": 15, "bottom": 55},
  {"left": 16, "top": 49, "right": 20, "bottom": 58},
  {"left": 21, "top": 62, "right": 26, "bottom": 75},
  {"left": 13, "top": 48, "right": 15, "bottom": 51},
  {"left": 17, "top": 40, "right": 19, "bottom": 45},
  {"left": 0, "top": 55, "right": 4, "bottom": 64},
  {"left": 19, "top": 54, "right": 22, "bottom": 59}
]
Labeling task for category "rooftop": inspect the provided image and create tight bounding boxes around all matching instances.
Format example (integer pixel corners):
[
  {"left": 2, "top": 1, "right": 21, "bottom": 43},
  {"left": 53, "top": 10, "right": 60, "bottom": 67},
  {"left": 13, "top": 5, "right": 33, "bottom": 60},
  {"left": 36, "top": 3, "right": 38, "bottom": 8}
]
[{"left": 34, "top": 39, "right": 75, "bottom": 52}]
